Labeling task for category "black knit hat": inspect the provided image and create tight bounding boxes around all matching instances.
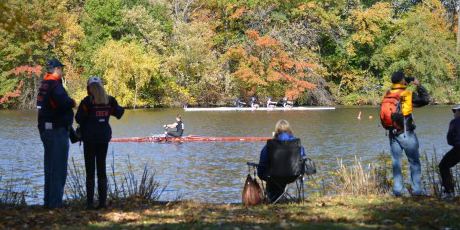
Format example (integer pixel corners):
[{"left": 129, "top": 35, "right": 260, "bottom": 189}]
[{"left": 391, "top": 71, "right": 405, "bottom": 84}]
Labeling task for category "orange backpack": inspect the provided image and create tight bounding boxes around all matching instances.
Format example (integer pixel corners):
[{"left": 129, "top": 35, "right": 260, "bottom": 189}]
[{"left": 380, "top": 90, "right": 404, "bottom": 131}]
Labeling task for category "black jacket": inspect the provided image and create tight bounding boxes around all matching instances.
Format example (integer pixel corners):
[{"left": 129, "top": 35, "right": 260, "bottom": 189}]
[
  {"left": 37, "top": 74, "right": 75, "bottom": 132},
  {"left": 447, "top": 117, "right": 460, "bottom": 147},
  {"left": 405, "top": 85, "right": 430, "bottom": 132},
  {"left": 75, "top": 96, "right": 124, "bottom": 143}
]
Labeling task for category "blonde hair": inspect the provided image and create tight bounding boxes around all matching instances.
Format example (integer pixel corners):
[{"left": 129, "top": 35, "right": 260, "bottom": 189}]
[
  {"left": 274, "top": 119, "right": 293, "bottom": 138},
  {"left": 89, "top": 82, "right": 109, "bottom": 105}
]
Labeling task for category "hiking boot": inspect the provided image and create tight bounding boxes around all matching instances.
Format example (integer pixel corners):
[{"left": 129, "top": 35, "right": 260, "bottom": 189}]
[
  {"left": 95, "top": 203, "right": 107, "bottom": 210},
  {"left": 86, "top": 203, "right": 95, "bottom": 210}
]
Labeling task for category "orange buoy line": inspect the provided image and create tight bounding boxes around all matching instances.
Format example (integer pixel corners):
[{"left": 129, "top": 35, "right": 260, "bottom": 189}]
[{"left": 111, "top": 135, "right": 271, "bottom": 143}]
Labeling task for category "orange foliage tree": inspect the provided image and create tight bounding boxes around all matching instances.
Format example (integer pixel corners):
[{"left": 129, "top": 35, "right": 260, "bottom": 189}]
[
  {"left": 0, "top": 65, "right": 43, "bottom": 108},
  {"left": 226, "top": 30, "right": 316, "bottom": 100}
]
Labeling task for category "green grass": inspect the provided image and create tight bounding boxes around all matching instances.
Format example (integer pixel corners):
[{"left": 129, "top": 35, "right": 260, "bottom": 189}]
[{"left": 1, "top": 195, "right": 459, "bottom": 229}]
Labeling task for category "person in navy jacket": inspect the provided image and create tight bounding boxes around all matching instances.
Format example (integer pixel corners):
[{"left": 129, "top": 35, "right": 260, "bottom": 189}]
[
  {"left": 75, "top": 77, "right": 124, "bottom": 209},
  {"left": 439, "top": 105, "right": 460, "bottom": 199},
  {"left": 37, "top": 59, "right": 76, "bottom": 208},
  {"left": 257, "top": 120, "right": 305, "bottom": 202}
]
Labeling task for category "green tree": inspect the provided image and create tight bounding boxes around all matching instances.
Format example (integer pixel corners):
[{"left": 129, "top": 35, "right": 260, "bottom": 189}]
[
  {"left": 80, "top": 0, "right": 125, "bottom": 76},
  {"left": 93, "top": 40, "right": 160, "bottom": 108},
  {"left": 372, "top": 0, "right": 459, "bottom": 103}
]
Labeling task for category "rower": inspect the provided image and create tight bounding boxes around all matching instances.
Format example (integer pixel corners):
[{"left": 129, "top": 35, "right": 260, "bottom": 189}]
[
  {"left": 282, "top": 97, "right": 294, "bottom": 108},
  {"left": 267, "top": 97, "right": 278, "bottom": 108},
  {"left": 235, "top": 97, "right": 246, "bottom": 108},
  {"left": 250, "top": 97, "right": 260, "bottom": 108},
  {"left": 164, "top": 114, "right": 184, "bottom": 138}
]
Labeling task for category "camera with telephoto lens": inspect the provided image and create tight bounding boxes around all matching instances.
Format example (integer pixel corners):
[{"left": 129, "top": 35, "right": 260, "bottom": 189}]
[{"left": 405, "top": 76, "right": 415, "bottom": 83}]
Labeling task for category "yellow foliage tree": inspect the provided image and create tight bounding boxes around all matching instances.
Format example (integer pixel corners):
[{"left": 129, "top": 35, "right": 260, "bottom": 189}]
[
  {"left": 346, "top": 2, "right": 393, "bottom": 56},
  {"left": 58, "top": 12, "right": 87, "bottom": 102},
  {"left": 94, "top": 40, "right": 160, "bottom": 108}
]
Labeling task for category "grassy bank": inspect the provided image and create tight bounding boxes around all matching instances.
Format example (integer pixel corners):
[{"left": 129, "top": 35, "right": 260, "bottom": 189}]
[
  {"left": 1, "top": 195, "right": 459, "bottom": 230},
  {"left": 2, "top": 152, "right": 460, "bottom": 229}
]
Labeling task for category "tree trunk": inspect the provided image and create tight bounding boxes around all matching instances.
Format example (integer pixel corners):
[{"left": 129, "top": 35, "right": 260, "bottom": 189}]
[{"left": 134, "top": 83, "right": 138, "bottom": 109}]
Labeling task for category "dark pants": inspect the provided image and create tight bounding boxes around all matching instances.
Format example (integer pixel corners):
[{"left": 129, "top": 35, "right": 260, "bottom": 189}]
[
  {"left": 266, "top": 180, "right": 287, "bottom": 203},
  {"left": 40, "top": 127, "right": 70, "bottom": 208},
  {"left": 167, "top": 131, "right": 182, "bottom": 137},
  {"left": 439, "top": 147, "right": 460, "bottom": 193},
  {"left": 83, "top": 142, "right": 109, "bottom": 205}
]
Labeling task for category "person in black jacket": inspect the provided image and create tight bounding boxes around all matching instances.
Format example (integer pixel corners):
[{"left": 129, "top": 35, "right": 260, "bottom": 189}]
[
  {"left": 439, "top": 105, "right": 460, "bottom": 200},
  {"left": 257, "top": 120, "right": 306, "bottom": 202},
  {"left": 37, "top": 59, "right": 76, "bottom": 208},
  {"left": 75, "top": 77, "right": 124, "bottom": 209}
]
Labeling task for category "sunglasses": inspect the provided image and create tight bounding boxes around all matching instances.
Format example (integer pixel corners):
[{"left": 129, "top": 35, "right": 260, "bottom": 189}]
[{"left": 453, "top": 109, "right": 460, "bottom": 113}]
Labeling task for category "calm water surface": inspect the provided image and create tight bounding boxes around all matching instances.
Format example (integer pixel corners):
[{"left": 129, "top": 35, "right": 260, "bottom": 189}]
[{"left": 0, "top": 106, "right": 454, "bottom": 204}]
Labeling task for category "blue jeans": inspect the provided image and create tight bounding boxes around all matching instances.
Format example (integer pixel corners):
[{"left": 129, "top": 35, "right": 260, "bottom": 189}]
[
  {"left": 389, "top": 131, "right": 422, "bottom": 196},
  {"left": 40, "top": 127, "right": 69, "bottom": 207}
]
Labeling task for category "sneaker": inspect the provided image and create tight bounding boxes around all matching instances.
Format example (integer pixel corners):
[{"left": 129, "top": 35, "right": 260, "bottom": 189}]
[
  {"left": 441, "top": 193, "right": 455, "bottom": 201},
  {"left": 391, "top": 191, "right": 403, "bottom": 197},
  {"left": 411, "top": 191, "right": 425, "bottom": 197}
]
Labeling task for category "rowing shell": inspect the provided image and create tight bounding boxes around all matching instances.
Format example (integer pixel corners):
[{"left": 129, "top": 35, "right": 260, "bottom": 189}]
[
  {"left": 183, "top": 106, "right": 335, "bottom": 112},
  {"left": 111, "top": 135, "right": 271, "bottom": 143}
]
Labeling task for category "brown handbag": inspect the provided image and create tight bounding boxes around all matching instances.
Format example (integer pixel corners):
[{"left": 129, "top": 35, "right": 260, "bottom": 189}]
[{"left": 242, "top": 174, "right": 263, "bottom": 206}]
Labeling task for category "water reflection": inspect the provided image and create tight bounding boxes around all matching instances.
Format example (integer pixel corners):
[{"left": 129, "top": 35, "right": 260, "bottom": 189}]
[{"left": 0, "top": 106, "right": 454, "bottom": 203}]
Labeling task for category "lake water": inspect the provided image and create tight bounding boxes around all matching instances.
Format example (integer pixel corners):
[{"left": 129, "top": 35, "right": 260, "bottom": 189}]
[{"left": 0, "top": 106, "right": 454, "bottom": 204}]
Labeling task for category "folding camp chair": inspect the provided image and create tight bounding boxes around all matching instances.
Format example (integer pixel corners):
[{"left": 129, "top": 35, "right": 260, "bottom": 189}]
[{"left": 247, "top": 154, "right": 306, "bottom": 204}]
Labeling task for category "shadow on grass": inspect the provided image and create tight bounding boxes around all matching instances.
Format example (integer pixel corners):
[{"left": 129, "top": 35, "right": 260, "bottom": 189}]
[{"left": 1, "top": 196, "right": 459, "bottom": 230}]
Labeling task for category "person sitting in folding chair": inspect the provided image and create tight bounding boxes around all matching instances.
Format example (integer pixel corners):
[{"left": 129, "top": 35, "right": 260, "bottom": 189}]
[{"left": 257, "top": 119, "right": 306, "bottom": 203}]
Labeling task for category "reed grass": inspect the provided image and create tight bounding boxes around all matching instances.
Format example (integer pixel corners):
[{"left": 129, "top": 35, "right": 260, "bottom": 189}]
[
  {"left": 0, "top": 176, "right": 28, "bottom": 206},
  {"left": 327, "top": 149, "right": 460, "bottom": 197},
  {"left": 108, "top": 155, "right": 166, "bottom": 202},
  {"left": 65, "top": 153, "right": 166, "bottom": 204},
  {"left": 329, "top": 156, "right": 391, "bottom": 196}
]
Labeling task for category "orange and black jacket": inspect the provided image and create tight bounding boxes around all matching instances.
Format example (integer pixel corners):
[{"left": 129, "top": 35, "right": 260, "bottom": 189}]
[
  {"left": 385, "top": 84, "right": 429, "bottom": 132},
  {"left": 75, "top": 95, "right": 124, "bottom": 143},
  {"left": 37, "top": 73, "right": 75, "bottom": 132}
]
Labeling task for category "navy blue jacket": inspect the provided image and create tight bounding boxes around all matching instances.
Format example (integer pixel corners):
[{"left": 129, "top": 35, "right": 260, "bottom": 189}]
[
  {"left": 37, "top": 74, "right": 75, "bottom": 132},
  {"left": 447, "top": 117, "right": 460, "bottom": 147},
  {"left": 257, "top": 132, "right": 305, "bottom": 179},
  {"left": 75, "top": 95, "right": 124, "bottom": 143}
]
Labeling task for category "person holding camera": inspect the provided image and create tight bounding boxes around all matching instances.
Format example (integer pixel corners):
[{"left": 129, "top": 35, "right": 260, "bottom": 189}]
[{"left": 380, "top": 71, "right": 429, "bottom": 197}]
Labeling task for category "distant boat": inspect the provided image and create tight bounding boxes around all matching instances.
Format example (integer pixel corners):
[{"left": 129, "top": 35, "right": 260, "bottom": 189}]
[{"left": 183, "top": 106, "right": 336, "bottom": 112}]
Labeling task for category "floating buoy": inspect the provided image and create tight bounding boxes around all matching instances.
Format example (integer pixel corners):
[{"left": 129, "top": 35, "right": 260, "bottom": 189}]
[{"left": 369, "top": 116, "right": 373, "bottom": 119}]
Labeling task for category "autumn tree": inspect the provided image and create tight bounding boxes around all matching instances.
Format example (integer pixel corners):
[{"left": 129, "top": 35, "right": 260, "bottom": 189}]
[
  {"left": 0, "top": 0, "right": 67, "bottom": 108},
  {"left": 226, "top": 30, "right": 316, "bottom": 101},
  {"left": 93, "top": 40, "right": 160, "bottom": 108},
  {"left": 372, "top": 0, "right": 459, "bottom": 103}
]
